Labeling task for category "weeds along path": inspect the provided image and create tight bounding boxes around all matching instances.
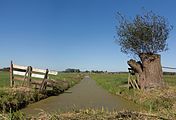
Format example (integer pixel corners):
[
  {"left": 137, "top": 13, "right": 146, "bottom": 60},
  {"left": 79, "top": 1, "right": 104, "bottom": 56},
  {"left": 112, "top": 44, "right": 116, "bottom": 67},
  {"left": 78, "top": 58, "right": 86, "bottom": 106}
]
[{"left": 22, "top": 76, "right": 140, "bottom": 116}]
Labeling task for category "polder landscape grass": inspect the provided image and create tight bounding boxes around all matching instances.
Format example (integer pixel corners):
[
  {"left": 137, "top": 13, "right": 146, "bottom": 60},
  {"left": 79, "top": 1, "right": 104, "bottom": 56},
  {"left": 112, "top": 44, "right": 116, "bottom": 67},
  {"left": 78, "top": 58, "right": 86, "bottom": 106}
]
[
  {"left": 0, "top": 71, "right": 9, "bottom": 87},
  {"left": 0, "top": 71, "right": 84, "bottom": 114},
  {"left": 90, "top": 73, "right": 176, "bottom": 119},
  {"left": 0, "top": 71, "right": 83, "bottom": 88},
  {"left": 89, "top": 73, "right": 129, "bottom": 95},
  {"left": 0, "top": 71, "right": 176, "bottom": 119},
  {"left": 50, "top": 73, "right": 83, "bottom": 87}
]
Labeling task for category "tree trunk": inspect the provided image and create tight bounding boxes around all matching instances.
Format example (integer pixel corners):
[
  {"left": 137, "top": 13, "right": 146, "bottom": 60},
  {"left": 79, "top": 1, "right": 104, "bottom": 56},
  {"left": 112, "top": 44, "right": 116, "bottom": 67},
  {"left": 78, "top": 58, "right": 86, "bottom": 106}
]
[{"left": 128, "top": 53, "right": 164, "bottom": 89}]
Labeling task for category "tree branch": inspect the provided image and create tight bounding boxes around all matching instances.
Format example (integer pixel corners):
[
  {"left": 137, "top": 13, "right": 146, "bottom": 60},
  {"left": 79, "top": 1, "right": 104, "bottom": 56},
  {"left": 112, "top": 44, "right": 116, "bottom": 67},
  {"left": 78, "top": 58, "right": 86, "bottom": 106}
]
[{"left": 127, "top": 59, "right": 143, "bottom": 73}]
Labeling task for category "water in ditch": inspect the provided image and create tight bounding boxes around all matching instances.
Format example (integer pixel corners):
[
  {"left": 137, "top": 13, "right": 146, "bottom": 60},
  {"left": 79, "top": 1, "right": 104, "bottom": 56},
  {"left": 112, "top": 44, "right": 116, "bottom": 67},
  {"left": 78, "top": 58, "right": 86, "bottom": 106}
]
[{"left": 22, "top": 76, "right": 143, "bottom": 116}]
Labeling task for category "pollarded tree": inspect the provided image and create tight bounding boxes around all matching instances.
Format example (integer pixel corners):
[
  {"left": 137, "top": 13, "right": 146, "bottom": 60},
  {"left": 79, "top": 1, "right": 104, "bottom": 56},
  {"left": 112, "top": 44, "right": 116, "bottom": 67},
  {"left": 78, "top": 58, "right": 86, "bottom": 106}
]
[{"left": 116, "top": 11, "right": 172, "bottom": 89}]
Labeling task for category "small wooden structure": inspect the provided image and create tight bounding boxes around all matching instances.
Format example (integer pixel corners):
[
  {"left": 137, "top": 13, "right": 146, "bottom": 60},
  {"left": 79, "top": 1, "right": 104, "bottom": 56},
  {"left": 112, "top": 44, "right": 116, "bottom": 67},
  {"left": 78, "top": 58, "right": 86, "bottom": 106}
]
[
  {"left": 128, "top": 68, "right": 140, "bottom": 89},
  {"left": 10, "top": 61, "right": 58, "bottom": 91}
]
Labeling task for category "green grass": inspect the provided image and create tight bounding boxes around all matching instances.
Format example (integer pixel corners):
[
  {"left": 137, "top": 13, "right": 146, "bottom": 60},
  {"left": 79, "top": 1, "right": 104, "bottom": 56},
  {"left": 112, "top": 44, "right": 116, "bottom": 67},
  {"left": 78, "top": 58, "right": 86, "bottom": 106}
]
[
  {"left": 90, "top": 73, "right": 129, "bottom": 95},
  {"left": 0, "top": 71, "right": 84, "bottom": 88},
  {"left": 50, "top": 73, "right": 83, "bottom": 87},
  {"left": 90, "top": 73, "right": 176, "bottom": 118},
  {"left": 90, "top": 73, "right": 176, "bottom": 93},
  {"left": 0, "top": 71, "right": 10, "bottom": 87},
  {"left": 163, "top": 75, "right": 176, "bottom": 86}
]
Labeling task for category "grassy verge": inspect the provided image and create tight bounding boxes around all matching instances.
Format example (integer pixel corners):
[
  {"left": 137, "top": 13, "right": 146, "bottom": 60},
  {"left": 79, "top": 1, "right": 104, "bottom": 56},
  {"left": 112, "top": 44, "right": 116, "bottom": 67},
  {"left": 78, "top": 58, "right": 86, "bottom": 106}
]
[
  {"left": 0, "top": 88, "right": 47, "bottom": 112},
  {"left": 90, "top": 73, "right": 176, "bottom": 119},
  {"left": 0, "top": 71, "right": 84, "bottom": 113}
]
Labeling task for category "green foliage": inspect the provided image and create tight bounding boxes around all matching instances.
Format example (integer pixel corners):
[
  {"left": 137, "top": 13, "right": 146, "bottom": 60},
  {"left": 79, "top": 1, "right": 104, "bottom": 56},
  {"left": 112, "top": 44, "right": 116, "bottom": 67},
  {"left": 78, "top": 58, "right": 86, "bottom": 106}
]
[
  {"left": 0, "top": 90, "right": 34, "bottom": 112},
  {"left": 8, "top": 111, "right": 26, "bottom": 120},
  {"left": 116, "top": 11, "right": 172, "bottom": 55},
  {"left": 65, "top": 68, "right": 80, "bottom": 73}
]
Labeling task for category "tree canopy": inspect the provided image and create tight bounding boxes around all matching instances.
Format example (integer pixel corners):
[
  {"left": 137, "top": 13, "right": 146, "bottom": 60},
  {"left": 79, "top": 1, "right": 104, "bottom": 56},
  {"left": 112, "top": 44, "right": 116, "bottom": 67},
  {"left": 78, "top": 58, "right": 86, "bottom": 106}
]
[{"left": 116, "top": 11, "right": 172, "bottom": 56}]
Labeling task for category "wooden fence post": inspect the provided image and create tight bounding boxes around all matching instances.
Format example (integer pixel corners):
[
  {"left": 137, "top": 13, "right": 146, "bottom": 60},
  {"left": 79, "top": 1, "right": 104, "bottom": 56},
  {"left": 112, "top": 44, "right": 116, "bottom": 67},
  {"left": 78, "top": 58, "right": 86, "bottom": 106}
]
[
  {"left": 10, "top": 61, "right": 14, "bottom": 87},
  {"left": 40, "top": 69, "right": 49, "bottom": 91},
  {"left": 128, "top": 72, "right": 130, "bottom": 89},
  {"left": 44, "top": 69, "right": 49, "bottom": 79},
  {"left": 27, "top": 66, "right": 32, "bottom": 87}
]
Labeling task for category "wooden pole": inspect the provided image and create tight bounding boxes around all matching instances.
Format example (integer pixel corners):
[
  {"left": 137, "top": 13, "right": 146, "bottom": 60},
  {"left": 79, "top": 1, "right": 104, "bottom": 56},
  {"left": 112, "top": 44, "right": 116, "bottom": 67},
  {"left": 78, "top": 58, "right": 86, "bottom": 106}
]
[
  {"left": 22, "top": 66, "right": 29, "bottom": 86},
  {"left": 40, "top": 69, "right": 49, "bottom": 91},
  {"left": 135, "top": 73, "right": 140, "bottom": 89},
  {"left": 44, "top": 69, "right": 49, "bottom": 79},
  {"left": 130, "top": 77, "right": 136, "bottom": 89},
  {"left": 27, "top": 66, "right": 32, "bottom": 87},
  {"left": 10, "top": 61, "right": 14, "bottom": 87},
  {"left": 44, "top": 69, "right": 49, "bottom": 90},
  {"left": 128, "top": 72, "right": 130, "bottom": 89}
]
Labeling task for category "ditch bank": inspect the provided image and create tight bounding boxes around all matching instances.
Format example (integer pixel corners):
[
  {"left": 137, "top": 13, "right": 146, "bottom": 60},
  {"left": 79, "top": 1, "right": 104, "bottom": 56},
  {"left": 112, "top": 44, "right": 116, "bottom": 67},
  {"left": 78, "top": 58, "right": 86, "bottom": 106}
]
[{"left": 0, "top": 74, "right": 84, "bottom": 113}]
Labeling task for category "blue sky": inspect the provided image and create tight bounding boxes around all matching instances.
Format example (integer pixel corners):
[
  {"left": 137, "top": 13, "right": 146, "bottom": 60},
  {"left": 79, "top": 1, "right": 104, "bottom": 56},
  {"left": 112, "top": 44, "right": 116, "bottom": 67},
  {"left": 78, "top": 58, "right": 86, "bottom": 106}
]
[{"left": 0, "top": 0, "right": 175, "bottom": 72}]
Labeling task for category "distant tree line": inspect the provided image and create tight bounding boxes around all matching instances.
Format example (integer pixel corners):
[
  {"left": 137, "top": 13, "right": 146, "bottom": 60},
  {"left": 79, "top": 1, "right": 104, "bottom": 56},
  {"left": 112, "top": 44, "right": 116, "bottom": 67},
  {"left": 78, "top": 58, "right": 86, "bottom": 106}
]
[
  {"left": 91, "top": 70, "right": 107, "bottom": 73},
  {"left": 0, "top": 67, "right": 10, "bottom": 71},
  {"left": 163, "top": 72, "right": 176, "bottom": 75},
  {"left": 64, "top": 68, "right": 80, "bottom": 73},
  {"left": 82, "top": 70, "right": 108, "bottom": 73}
]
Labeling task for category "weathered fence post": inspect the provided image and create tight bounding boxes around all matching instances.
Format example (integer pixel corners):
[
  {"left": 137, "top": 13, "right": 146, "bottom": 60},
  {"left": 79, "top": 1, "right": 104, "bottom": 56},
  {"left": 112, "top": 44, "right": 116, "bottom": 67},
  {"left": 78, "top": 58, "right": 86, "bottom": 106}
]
[
  {"left": 44, "top": 69, "right": 49, "bottom": 80},
  {"left": 27, "top": 66, "right": 32, "bottom": 87},
  {"left": 40, "top": 69, "right": 49, "bottom": 91},
  {"left": 10, "top": 61, "right": 14, "bottom": 87}
]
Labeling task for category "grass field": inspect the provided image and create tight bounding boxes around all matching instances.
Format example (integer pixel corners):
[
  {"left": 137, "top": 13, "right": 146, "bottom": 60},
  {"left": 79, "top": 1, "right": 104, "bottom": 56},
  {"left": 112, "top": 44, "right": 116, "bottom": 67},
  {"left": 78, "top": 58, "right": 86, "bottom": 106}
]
[
  {"left": 50, "top": 73, "right": 83, "bottom": 87},
  {"left": 163, "top": 75, "right": 176, "bottom": 86},
  {"left": 0, "top": 71, "right": 9, "bottom": 87},
  {"left": 90, "top": 73, "right": 176, "bottom": 118},
  {"left": 0, "top": 71, "right": 84, "bottom": 88},
  {"left": 89, "top": 73, "right": 129, "bottom": 96},
  {"left": 90, "top": 73, "right": 176, "bottom": 94}
]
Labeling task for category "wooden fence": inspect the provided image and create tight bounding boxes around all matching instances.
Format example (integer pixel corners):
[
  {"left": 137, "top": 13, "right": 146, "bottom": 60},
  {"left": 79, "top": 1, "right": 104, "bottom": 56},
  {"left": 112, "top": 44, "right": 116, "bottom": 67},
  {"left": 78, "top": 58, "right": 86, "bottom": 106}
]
[
  {"left": 128, "top": 68, "right": 140, "bottom": 89},
  {"left": 10, "top": 61, "right": 58, "bottom": 90}
]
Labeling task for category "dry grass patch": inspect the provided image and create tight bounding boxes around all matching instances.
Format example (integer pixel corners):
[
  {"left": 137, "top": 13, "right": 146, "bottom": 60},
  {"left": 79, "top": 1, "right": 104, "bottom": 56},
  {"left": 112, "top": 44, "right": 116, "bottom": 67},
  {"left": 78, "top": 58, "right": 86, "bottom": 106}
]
[{"left": 26, "top": 109, "right": 168, "bottom": 120}]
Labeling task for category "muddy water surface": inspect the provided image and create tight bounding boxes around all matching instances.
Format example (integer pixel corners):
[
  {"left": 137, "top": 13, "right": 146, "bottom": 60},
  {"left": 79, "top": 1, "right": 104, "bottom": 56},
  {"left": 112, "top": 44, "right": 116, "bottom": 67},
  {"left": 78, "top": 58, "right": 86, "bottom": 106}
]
[{"left": 22, "top": 76, "right": 142, "bottom": 116}]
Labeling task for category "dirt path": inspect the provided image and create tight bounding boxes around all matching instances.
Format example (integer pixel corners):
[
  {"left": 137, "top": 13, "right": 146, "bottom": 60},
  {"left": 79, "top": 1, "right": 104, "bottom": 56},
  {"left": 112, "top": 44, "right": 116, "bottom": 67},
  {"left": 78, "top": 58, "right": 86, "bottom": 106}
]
[{"left": 22, "top": 76, "right": 140, "bottom": 115}]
